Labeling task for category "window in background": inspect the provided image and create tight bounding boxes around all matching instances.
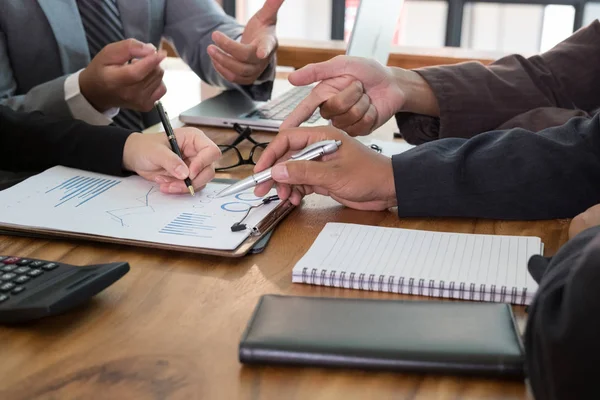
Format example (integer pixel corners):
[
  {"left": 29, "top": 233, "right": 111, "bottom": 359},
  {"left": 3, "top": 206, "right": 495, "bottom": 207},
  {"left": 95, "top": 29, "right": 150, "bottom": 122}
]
[
  {"left": 235, "top": 0, "right": 587, "bottom": 53},
  {"left": 236, "top": 0, "right": 332, "bottom": 41},
  {"left": 344, "top": 0, "right": 447, "bottom": 47},
  {"left": 583, "top": 2, "right": 600, "bottom": 26},
  {"left": 462, "top": 3, "right": 545, "bottom": 53},
  {"left": 540, "top": 5, "right": 575, "bottom": 52},
  {"left": 461, "top": 3, "right": 575, "bottom": 54}
]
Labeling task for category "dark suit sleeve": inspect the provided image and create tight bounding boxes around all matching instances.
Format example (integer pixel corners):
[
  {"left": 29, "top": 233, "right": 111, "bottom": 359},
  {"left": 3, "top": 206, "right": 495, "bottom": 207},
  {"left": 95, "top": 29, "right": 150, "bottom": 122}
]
[
  {"left": 0, "top": 106, "right": 134, "bottom": 176},
  {"left": 391, "top": 115, "right": 600, "bottom": 220},
  {"left": 395, "top": 20, "right": 600, "bottom": 144},
  {"left": 524, "top": 225, "right": 600, "bottom": 400}
]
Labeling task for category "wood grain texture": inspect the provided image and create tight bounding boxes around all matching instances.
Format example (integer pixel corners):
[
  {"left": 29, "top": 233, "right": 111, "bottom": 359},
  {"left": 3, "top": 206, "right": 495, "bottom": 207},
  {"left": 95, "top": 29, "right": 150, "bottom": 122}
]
[
  {"left": 275, "top": 39, "right": 512, "bottom": 70},
  {"left": 0, "top": 118, "right": 566, "bottom": 400},
  {"left": 162, "top": 38, "right": 509, "bottom": 70}
]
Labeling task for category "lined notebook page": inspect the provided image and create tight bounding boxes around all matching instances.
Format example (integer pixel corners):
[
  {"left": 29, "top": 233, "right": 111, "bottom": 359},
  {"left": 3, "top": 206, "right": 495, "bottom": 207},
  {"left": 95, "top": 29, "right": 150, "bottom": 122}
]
[{"left": 292, "top": 223, "right": 543, "bottom": 305}]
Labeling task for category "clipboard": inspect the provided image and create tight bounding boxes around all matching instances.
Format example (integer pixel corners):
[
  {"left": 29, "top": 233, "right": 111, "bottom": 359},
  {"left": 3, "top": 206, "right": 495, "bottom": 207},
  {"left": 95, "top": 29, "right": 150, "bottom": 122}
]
[{"left": 0, "top": 179, "right": 295, "bottom": 258}]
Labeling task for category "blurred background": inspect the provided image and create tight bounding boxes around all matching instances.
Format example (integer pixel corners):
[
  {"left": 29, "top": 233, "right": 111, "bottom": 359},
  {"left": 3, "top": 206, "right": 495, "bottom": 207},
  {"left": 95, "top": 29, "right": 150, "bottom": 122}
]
[{"left": 219, "top": 0, "right": 600, "bottom": 54}]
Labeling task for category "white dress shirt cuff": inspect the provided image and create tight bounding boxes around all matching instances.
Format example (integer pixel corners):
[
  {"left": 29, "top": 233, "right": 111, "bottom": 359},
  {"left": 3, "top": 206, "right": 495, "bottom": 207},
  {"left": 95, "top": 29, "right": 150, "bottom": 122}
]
[{"left": 64, "top": 70, "right": 119, "bottom": 126}]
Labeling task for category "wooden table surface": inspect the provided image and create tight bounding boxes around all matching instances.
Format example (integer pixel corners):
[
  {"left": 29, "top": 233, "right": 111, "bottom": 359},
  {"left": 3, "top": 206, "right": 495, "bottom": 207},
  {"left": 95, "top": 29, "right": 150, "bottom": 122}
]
[
  {"left": 0, "top": 68, "right": 569, "bottom": 400},
  {"left": 275, "top": 38, "right": 516, "bottom": 70}
]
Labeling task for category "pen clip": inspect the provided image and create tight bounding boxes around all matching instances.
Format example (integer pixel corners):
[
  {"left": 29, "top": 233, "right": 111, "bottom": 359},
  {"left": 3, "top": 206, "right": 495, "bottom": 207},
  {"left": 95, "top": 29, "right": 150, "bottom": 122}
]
[{"left": 290, "top": 140, "right": 337, "bottom": 160}]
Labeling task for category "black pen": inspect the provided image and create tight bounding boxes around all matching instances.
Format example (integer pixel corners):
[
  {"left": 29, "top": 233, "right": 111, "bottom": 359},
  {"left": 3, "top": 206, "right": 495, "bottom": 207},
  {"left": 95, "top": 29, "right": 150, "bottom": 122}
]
[{"left": 155, "top": 101, "right": 195, "bottom": 196}]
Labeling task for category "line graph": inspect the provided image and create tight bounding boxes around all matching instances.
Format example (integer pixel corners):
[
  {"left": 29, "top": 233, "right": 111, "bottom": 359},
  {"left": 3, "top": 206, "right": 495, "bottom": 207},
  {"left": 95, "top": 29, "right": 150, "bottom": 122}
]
[
  {"left": 220, "top": 191, "right": 263, "bottom": 213},
  {"left": 159, "top": 213, "right": 215, "bottom": 238},
  {"left": 46, "top": 176, "right": 121, "bottom": 208},
  {"left": 235, "top": 193, "right": 262, "bottom": 202},
  {"left": 221, "top": 202, "right": 252, "bottom": 212},
  {"left": 105, "top": 186, "right": 157, "bottom": 226}
]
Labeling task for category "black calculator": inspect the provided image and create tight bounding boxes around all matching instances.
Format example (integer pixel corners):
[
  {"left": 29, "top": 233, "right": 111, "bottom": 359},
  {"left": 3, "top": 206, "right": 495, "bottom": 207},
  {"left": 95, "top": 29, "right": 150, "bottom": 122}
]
[{"left": 0, "top": 256, "right": 129, "bottom": 324}]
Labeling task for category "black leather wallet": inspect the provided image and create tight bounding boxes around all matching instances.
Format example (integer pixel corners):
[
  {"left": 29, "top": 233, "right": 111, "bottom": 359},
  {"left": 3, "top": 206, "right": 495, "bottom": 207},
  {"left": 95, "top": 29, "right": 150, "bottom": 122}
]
[{"left": 239, "top": 295, "right": 525, "bottom": 378}]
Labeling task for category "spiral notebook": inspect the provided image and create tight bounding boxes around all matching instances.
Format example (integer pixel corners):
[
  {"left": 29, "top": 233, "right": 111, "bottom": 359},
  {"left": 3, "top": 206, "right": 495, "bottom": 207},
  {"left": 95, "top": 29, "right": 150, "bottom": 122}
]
[{"left": 292, "top": 223, "right": 544, "bottom": 305}]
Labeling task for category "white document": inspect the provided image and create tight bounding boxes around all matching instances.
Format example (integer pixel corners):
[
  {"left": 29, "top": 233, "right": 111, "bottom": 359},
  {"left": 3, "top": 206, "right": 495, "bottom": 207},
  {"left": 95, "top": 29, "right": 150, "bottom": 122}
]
[
  {"left": 357, "top": 138, "right": 415, "bottom": 157},
  {"left": 0, "top": 166, "right": 279, "bottom": 251},
  {"left": 292, "top": 223, "right": 544, "bottom": 305}
]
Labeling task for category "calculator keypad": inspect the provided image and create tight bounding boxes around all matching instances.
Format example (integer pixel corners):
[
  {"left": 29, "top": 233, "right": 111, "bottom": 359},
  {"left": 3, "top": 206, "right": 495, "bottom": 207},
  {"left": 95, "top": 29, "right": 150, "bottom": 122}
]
[
  {"left": 14, "top": 267, "right": 30, "bottom": 274},
  {"left": 1, "top": 282, "right": 16, "bottom": 291},
  {"left": 11, "top": 287, "right": 25, "bottom": 295},
  {"left": 0, "top": 257, "right": 54, "bottom": 303},
  {"left": 14, "top": 276, "right": 30, "bottom": 284}
]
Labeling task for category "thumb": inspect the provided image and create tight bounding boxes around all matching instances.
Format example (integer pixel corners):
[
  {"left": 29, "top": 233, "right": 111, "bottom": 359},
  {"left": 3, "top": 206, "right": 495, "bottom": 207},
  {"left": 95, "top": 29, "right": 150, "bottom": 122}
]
[
  {"left": 100, "top": 39, "right": 156, "bottom": 65},
  {"left": 288, "top": 56, "right": 351, "bottom": 86},
  {"left": 254, "top": 35, "right": 277, "bottom": 59},
  {"left": 271, "top": 160, "right": 330, "bottom": 187},
  {"left": 150, "top": 146, "right": 190, "bottom": 180},
  {"left": 254, "top": 0, "right": 284, "bottom": 25}
]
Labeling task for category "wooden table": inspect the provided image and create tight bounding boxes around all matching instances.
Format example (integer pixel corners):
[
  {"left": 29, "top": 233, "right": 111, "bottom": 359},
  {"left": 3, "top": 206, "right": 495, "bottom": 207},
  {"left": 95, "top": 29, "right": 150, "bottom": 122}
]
[
  {"left": 162, "top": 38, "right": 512, "bottom": 71},
  {"left": 275, "top": 38, "right": 513, "bottom": 70},
  {"left": 0, "top": 67, "right": 569, "bottom": 400}
]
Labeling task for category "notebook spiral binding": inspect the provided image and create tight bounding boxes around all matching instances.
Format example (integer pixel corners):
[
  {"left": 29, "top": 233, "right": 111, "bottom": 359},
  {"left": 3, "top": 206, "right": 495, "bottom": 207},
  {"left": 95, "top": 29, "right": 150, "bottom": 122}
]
[{"left": 300, "top": 267, "right": 529, "bottom": 305}]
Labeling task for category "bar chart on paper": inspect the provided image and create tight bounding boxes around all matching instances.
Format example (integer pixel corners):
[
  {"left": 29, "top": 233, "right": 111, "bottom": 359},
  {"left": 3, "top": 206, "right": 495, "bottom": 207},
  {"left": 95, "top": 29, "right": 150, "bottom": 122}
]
[
  {"left": 46, "top": 176, "right": 121, "bottom": 208},
  {"left": 160, "top": 213, "right": 216, "bottom": 238},
  {"left": 0, "top": 166, "right": 281, "bottom": 251}
]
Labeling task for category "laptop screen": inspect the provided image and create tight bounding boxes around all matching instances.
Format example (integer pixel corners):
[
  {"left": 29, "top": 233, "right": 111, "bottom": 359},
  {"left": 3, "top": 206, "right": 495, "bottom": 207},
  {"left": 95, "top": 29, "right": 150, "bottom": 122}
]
[{"left": 346, "top": 0, "right": 405, "bottom": 65}]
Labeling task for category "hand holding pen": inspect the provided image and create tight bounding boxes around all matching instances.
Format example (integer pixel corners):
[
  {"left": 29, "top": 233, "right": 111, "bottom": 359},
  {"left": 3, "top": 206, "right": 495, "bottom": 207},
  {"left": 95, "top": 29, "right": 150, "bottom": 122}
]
[
  {"left": 127, "top": 101, "right": 221, "bottom": 196},
  {"left": 252, "top": 126, "right": 398, "bottom": 211},
  {"left": 155, "top": 101, "right": 195, "bottom": 195}
]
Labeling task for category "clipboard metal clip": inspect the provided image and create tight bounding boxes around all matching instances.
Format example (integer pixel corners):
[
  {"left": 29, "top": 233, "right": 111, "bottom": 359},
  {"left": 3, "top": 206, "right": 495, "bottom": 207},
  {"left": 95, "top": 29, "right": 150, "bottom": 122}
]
[{"left": 230, "top": 195, "right": 280, "bottom": 233}]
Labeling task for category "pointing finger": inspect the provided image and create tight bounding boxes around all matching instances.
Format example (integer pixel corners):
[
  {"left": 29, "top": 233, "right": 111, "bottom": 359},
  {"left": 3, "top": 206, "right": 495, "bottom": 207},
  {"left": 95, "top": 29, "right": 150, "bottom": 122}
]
[
  {"left": 288, "top": 55, "right": 352, "bottom": 86},
  {"left": 280, "top": 85, "right": 331, "bottom": 129}
]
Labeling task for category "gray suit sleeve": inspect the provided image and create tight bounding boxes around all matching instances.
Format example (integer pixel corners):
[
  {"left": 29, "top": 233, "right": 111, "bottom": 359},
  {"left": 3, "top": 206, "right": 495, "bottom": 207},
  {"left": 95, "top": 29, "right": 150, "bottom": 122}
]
[
  {"left": 162, "top": 0, "right": 273, "bottom": 101},
  {"left": 391, "top": 115, "right": 600, "bottom": 220},
  {"left": 0, "top": 31, "right": 71, "bottom": 117}
]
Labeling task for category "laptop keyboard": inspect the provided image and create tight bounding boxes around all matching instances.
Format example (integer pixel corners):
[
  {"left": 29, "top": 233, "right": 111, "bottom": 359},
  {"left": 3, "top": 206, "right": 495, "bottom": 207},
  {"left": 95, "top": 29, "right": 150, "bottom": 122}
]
[{"left": 245, "top": 86, "right": 321, "bottom": 123}]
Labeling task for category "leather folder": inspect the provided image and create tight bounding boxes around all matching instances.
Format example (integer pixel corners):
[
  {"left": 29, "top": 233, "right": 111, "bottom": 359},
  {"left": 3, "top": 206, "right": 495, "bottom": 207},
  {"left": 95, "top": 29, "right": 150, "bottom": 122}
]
[{"left": 239, "top": 295, "right": 525, "bottom": 378}]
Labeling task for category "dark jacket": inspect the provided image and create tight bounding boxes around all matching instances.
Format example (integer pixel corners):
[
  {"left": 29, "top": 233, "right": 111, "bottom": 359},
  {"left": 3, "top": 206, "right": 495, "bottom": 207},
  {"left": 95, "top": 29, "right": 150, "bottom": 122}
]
[
  {"left": 392, "top": 114, "right": 600, "bottom": 220},
  {"left": 0, "top": 105, "right": 133, "bottom": 189},
  {"left": 525, "top": 225, "right": 600, "bottom": 400},
  {"left": 396, "top": 20, "right": 600, "bottom": 144}
]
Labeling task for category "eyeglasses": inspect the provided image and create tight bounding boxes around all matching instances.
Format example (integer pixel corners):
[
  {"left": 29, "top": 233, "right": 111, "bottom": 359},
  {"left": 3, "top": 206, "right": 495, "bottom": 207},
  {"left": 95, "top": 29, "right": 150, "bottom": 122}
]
[
  {"left": 216, "top": 143, "right": 268, "bottom": 171},
  {"left": 215, "top": 124, "right": 269, "bottom": 171}
]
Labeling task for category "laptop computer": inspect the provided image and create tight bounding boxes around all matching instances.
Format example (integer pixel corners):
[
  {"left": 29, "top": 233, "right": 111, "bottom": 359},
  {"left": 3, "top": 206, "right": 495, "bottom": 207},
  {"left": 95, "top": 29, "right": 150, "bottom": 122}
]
[{"left": 179, "top": 0, "right": 404, "bottom": 132}]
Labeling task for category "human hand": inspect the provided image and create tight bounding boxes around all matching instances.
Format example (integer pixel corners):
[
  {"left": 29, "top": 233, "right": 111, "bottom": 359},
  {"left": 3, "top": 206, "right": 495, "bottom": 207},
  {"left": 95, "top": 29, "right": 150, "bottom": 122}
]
[
  {"left": 282, "top": 56, "right": 438, "bottom": 136},
  {"left": 569, "top": 204, "right": 600, "bottom": 239},
  {"left": 207, "top": 0, "right": 283, "bottom": 85},
  {"left": 79, "top": 39, "right": 167, "bottom": 112},
  {"left": 253, "top": 125, "right": 397, "bottom": 210},
  {"left": 122, "top": 127, "right": 221, "bottom": 194}
]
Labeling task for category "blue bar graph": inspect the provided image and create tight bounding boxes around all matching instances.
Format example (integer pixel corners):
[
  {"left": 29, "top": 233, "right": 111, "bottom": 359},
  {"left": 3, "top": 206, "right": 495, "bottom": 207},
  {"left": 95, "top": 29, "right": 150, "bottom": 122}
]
[
  {"left": 46, "top": 176, "right": 121, "bottom": 208},
  {"left": 160, "top": 213, "right": 215, "bottom": 238}
]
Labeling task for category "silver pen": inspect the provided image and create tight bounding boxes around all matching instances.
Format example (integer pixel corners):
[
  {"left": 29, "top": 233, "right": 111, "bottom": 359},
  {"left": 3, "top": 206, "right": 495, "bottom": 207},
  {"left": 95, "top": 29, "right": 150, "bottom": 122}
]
[{"left": 215, "top": 140, "right": 342, "bottom": 198}]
